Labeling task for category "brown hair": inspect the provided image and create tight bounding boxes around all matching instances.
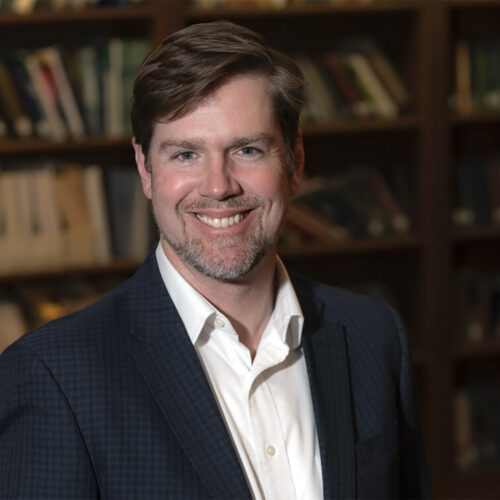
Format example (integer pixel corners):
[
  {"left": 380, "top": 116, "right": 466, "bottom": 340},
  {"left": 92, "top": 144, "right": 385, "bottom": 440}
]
[{"left": 131, "top": 21, "right": 305, "bottom": 171}]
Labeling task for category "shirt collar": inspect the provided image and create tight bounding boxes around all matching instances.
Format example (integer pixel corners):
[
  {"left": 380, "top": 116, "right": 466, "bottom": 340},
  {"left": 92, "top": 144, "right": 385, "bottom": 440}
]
[{"left": 155, "top": 243, "right": 304, "bottom": 349}]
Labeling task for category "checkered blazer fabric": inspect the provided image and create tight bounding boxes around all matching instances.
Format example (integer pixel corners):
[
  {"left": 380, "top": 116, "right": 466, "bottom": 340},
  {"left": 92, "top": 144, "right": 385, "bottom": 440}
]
[{"left": 0, "top": 251, "right": 432, "bottom": 499}]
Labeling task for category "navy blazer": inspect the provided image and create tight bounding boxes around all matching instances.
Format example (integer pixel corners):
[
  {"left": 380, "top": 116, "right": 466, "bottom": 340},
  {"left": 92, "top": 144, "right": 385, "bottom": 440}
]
[{"left": 0, "top": 251, "right": 431, "bottom": 499}]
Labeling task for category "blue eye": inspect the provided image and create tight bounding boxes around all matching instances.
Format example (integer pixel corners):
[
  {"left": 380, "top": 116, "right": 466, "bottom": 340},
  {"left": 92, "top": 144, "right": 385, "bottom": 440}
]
[
  {"left": 240, "top": 146, "right": 260, "bottom": 156},
  {"left": 175, "top": 151, "right": 195, "bottom": 161}
]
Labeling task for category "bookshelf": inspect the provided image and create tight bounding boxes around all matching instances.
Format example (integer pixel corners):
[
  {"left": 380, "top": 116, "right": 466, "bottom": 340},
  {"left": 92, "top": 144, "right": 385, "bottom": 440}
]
[
  {"left": 184, "top": 1, "right": 499, "bottom": 499},
  {"left": 2, "top": 0, "right": 500, "bottom": 498},
  {"left": 0, "top": 3, "right": 183, "bottom": 340}
]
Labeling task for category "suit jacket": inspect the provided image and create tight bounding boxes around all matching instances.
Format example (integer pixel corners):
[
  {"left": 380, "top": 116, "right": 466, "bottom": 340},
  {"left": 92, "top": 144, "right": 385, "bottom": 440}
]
[{"left": 0, "top": 251, "right": 431, "bottom": 499}]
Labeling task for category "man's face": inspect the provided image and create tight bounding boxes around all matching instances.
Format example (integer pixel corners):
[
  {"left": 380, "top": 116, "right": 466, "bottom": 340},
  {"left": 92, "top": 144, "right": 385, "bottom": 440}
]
[{"left": 134, "top": 74, "right": 303, "bottom": 282}]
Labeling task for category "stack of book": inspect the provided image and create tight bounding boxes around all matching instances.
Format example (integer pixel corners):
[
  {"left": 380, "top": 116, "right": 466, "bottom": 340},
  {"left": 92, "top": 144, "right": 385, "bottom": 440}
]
[
  {"left": 452, "top": 156, "right": 500, "bottom": 228},
  {"left": 295, "top": 38, "right": 409, "bottom": 123},
  {"left": 454, "top": 37, "right": 500, "bottom": 115},
  {"left": 0, "top": 162, "right": 153, "bottom": 275},
  {"left": 455, "top": 382, "right": 500, "bottom": 471},
  {"left": 0, "top": 37, "right": 150, "bottom": 140},
  {"left": 280, "top": 165, "right": 410, "bottom": 250},
  {"left": 455, "top": 268, "right": 500, "bottom": 344}
]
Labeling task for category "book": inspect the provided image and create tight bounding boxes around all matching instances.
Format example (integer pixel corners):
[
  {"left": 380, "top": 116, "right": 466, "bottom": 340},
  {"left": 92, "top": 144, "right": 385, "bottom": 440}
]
[
  {"left": 485, "top": 158, "right": 500, "bottom": 225},
  {"left": 71, "top": 43, "right": 104, "bottom": 136},
  {"left": 36, "top": 47, "right": 86, "bottom": 139},
  {"left": 82, "top": 164, "right": 113, "bottom": 265},
  {"left": 122, "top": 38, "right": 150, "bottom": 134},
  {"left": 54, "top": 164, "right": 96, "bottom": 266},
  {"left": 342, "top": 52, "right": 398, "bottom": 119},
  {"left": 31, "top": 166, "right": 65, "bottom": 269},
  {"left": 323, "top": 52, "right": 370, "bottom": 118},
  {"left": 368, "top": 168, "right": 409, "bottom": 233},
  {"left": 1, "top": 51, "right": 52, "bottom": 138},
  {"left": 24, "top": 51, "right": 67, "bottom": 140},
  {"left": 0, "top": 170, "right": 29, "bottom": 273},
  {"left": 0, "top": 57, "right": 33, "bottom": 138},
  {"left": 105, "top": 166, "right": 152, "bottom": 259},
  {"left": 455, "top": 40, "right": 473, "bottom": 115},
  {"left": 350, "top": 38, "right": 409, "bottom": 111},
  {"left": 104, "top": 38, "right": 125, "bottom": 137},
  {"left": 284, "top": 201, "right": 351, "bottom": 249},
  {"left": 294, "top": 55, "right": 335, "bottom": 123}
]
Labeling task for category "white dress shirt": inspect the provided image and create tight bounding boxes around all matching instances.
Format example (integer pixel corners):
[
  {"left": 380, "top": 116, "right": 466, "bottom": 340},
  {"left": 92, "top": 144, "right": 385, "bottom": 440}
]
[{"left": 156, "top": 244, "right": 323, "bottom": 500}]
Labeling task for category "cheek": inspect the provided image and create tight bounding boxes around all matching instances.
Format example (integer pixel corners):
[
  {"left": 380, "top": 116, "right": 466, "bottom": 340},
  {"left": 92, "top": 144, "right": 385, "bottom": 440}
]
[{"left": 150, "top": 171, "right": 196, "bottom": 209}]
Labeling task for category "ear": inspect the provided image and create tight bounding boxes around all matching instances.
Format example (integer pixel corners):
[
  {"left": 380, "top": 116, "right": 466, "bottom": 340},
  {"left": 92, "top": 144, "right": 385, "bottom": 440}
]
[
  {"left": 289, "top": 131, "right": 304, "bottom": 196},
  {"left": 133, "top": 138, "right": 152, "bottom": 200}
]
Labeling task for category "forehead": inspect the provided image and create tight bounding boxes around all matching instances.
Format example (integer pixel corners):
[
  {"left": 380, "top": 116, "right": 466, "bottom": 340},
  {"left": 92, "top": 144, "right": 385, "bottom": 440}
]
[{"left": 152, "top": 74, "right": 280, "bottom": 143}]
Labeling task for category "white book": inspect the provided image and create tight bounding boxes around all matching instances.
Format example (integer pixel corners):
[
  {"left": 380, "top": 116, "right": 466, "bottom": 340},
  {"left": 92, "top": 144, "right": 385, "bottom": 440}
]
[
  {"left": 55, "top": 165, "right": 95, "bottom": 267},
  {"left": 0, "top": 171, "right": 31, "bottom": 274},
  {"left": 32, "top": 166, "right": 65, "bottom": 269},
  {"left": 82, "top": 165, "right": 113, "bottom": 265}
]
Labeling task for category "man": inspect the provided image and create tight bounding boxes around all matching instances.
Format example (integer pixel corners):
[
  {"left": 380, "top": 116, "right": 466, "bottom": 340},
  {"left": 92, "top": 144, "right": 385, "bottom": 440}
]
[{"left": 0, "top": 21, "right": 431, "bottom": 499}]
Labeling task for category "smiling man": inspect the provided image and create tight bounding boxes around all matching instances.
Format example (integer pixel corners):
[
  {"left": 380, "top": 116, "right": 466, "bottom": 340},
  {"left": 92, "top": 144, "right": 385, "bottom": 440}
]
[{"left": 0, "top": 22, "right": 431, "bottom": 499}]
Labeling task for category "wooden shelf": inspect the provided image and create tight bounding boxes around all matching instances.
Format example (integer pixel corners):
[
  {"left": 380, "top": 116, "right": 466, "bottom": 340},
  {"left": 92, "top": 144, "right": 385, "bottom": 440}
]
[
  {"left": 450, "top": 111, "right": 500, "bottom": 126},
  {"left": 0, "top": 137, "right": 133, "bottom": 155},
  {"left": 281, "top": 233, "right": 422, "bottom": 259},
  {"left": 435, "top": 465, "right": 500, "bottom": 500},
  {"left": 455, "top": 337, "right": 500, "bottom": 360},
  {"left": 453, "top": 226, "right": 500, "bottom": 243},
  {"left": 0, "top": 258, "right": 142, "bottom": 283}
]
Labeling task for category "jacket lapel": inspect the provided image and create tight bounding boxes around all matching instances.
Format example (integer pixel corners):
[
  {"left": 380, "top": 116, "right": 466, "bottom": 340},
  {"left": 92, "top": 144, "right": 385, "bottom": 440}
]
[
  {"left": 127, "top": 253, "right": 251, "bottom": 500},
  {"left": 294, "top": 277, "right": 357, "bottom": 500}
]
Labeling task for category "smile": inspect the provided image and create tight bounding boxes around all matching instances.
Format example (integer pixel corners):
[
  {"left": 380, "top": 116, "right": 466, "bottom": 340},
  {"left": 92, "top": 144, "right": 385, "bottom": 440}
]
[{"left": 196, "top": 211, "right": 249, "bottom": 228}]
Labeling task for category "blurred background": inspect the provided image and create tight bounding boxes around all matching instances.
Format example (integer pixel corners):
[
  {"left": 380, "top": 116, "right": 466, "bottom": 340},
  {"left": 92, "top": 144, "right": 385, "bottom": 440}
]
[{"left": 1, "top": 0, "right": 500, "bottom": 497}]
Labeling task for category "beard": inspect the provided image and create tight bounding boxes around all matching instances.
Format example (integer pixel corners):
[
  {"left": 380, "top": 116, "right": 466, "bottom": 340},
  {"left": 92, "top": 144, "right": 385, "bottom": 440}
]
[{"left": 154, "top": 197, "right": 276, "bottom": 282}]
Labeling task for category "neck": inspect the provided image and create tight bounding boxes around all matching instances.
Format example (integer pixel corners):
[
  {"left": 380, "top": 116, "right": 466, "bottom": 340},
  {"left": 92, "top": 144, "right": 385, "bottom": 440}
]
[{"left": 163, "top": 242, "right": 278, "bottom": 358}]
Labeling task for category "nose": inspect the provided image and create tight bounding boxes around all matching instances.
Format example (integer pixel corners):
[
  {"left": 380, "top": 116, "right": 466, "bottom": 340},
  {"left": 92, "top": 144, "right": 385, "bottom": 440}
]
[{"left": 197, "top": 155, "right": 242, "bottom": 200}]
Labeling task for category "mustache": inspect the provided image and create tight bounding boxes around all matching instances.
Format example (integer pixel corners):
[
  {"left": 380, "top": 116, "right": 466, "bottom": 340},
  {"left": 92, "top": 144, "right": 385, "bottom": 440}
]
[{"left": 178, "top": 196, "right": 265, "bottom": 211}]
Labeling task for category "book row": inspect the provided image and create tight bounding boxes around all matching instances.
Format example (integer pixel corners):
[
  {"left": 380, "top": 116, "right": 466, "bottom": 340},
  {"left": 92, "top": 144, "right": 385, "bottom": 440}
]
[
  {"left": 0, "top": 162, "right": 153, "bottom": 275},
  {"left": 452, "top": 155, "right": 500, "bottom": 228},
  {"left": 455, "top": 382, "right": 500, "bottom": 471},
  {"left": 295, "top": 39, "right": 409, "bottom": 123},
  {"left": 454, "top": 38, "right": 500, "bottom": 115},
  {"left": 281, "top": 164, "right": 410, "bottom": 250},
  {"left": 0, "top": 37, "right": 151, "bottom": 140},
  {"left": 455, "top": 269, "right": 500, "bottom": 344},
  {"left": 0, "top": 0, "right": 144, "bottom": 13}
]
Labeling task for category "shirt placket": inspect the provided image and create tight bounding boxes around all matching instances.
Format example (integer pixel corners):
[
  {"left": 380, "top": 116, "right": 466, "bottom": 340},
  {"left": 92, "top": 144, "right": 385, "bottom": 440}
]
[{"left": 248, "top": 347, "right": 297, "bottom": 500}]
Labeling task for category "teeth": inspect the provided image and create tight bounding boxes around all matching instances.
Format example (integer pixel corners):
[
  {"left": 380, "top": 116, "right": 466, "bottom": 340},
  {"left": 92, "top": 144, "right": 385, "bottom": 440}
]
[{"left": 197, "top": 212, "right": 245, "bottom": 228}]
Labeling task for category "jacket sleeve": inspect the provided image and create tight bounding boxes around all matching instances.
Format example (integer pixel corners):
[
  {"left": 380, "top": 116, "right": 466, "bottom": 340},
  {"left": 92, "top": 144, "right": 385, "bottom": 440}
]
[
  {"left": 0, "top": 343, "right": 99, "bottom": 499},
  {"left": 389, "top": 305, "right": 433, "bottom": 499}
]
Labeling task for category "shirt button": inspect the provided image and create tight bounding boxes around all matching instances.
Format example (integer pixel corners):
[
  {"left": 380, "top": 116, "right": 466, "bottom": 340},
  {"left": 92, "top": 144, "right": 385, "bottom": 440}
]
[
  {"left": 215, "top": 316, "right": 225, "bottom": 328},
  {"left": 266, "top": 445, "right": 276, "bottom": 457}
]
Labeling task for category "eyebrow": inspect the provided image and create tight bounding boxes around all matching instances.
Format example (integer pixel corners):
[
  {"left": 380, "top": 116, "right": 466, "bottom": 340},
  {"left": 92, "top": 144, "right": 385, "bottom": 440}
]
[{"left": 158, "top": 139, "right": 205, "bottom": 154}]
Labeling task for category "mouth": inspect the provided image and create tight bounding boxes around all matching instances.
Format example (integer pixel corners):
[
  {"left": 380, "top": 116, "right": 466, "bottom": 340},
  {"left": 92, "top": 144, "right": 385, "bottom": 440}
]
[{"left": 195, "top": 210, "right": 250, "bottom": 228}]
